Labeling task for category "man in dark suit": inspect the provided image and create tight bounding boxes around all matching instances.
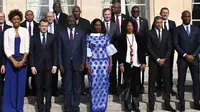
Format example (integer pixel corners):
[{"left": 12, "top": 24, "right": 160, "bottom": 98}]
[
  {"left": 20, "top": 10, "right": 39, "bottom": 96},
  {"left": 147, "top": 16, "right": 175, "bottom": 112},
  {"left": 0, "top": 11, "right": 11, "bottom": 112},
  {"left": 45, "top": 11, "right": 63, "bottom": 96},
  {"left": 72, "top": 6, "right": 90, "bottom": 95},
  {"left": 53, "top": 2, "right": 68, "bottom": 27},
  {"left": 111, "top": 2, "right": 129, "bottom": 32},
  {"left": 154, "top": 7, "right": 177, "bottom": 97},
  {"left": 58, "top": 15, "right": 86, "bottom": 112},
  {"left": 131, "top": 6, "right": 149, "bottom": 94},
  {"left": 102, "top": 8, "right": 120, "bottom": 95},
  {"left": 174, "top": 10, "right": 200, "bottom": 111},
  {"left": 111, "top": 2, "right": 129, "bottom": 87},
  {"left": 29, "top": 18, "right": 57, "bottom": 112}
]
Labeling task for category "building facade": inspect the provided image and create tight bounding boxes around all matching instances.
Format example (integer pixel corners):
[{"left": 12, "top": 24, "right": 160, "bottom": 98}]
[{"left": 0, "top": 0, "right": 199, "bottom": 27}]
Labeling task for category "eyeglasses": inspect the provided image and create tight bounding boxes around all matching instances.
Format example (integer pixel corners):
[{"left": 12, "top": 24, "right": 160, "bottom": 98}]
[{"left": 133, "top": 11, "right": 139, "bottom": 13}]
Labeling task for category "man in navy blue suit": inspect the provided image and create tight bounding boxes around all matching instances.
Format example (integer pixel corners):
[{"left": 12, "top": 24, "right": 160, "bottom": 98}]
[
  {"left": 174, "top": 10, "right": 200, "bottom": 111},
  {"left": 58, "top": 15, "right": 86, "bottom": 112}
]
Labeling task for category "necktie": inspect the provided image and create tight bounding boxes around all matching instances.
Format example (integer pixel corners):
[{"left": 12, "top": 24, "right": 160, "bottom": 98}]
[
  {"left": 136, "top": 19, "right": 140, "bottom": 32},
  {"left": 106, "top": 22, "right": 109, "bottom": 33},
  {"left": 29, "top": 22, "right": 31, "bottom": 37},
  {"left": 56, "top": 16, "right": 59, "bottom": 24},
  {"left": 70, "top": 29, "right": 73, "bottom": 40},
  {"left": 49, "top": 24, "right": 53, "bottom": 34},
  {"left": 158, "top": 29, "right": 161, "bottom": 43},
  {"left": 0, "top": 25, "right": 2, "bottom": 32},
  {"left": 116, "top": 15, "right": 120, "bottom": 28},
  {"left": 42, "top": 33, "right": 46, "bottom": 48},
  {"left": 164, "top": 21, "right": 167, "bottom": 30},
  {"left": 186, "top": 26, "right": 190, "bottom": 36}
]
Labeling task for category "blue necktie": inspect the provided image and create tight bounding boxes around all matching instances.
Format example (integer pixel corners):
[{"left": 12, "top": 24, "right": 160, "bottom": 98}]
[
  {"left": 186, "top": 26, "right": 190, "bottom": 36},
  {"left": 42, "top": 33, "right": 46, "bottom": 48},
  {"left": 49, "top": 24, "right": 53, "bottom": 34}
]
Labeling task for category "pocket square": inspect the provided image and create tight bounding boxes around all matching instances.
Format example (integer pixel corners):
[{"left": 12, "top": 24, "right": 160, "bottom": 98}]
[{"left": 76, "top": 32, "right": 79, "bottom": 35}]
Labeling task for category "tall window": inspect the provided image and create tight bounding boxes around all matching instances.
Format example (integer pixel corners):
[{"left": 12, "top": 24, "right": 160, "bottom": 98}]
[
  {"left": 192, "top": 0, "right": 200, "bottom": 27},
  {"left": 27, "top": 0, "right": 76, "bottom": 22},
  {"left": 0, "top": 0, "right": 2, "bottom": 11},
  {"left": 101, "top": 0, "right": 148, "bottom": 19}
]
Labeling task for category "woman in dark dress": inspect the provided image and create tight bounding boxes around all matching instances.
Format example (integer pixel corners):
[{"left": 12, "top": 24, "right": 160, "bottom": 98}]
[
  {"left": 117, "top": 19, "right": 146, "bottom": 112},
  {"left": 3, "top": 9, "right": 29, "bottom": 112}
]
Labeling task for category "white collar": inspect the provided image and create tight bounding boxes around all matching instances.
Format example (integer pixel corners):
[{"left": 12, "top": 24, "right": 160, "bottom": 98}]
[
  {"left": 40, "top": 32, "right": 47, "bottom": 37},
  {"left": 183, "top": 24, "right": 190, "bottom": 28},
  {"left": 90, "top": 33, "right": 104, "bottom": 36}
]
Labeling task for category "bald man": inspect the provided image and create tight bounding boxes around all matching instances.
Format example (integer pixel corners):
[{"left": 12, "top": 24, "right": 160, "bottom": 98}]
[
  {"left": 174, "top": 10, "right": 200, "bottom": 111},
  {"left": 53, "top": 2, "right": 68, "bottom": 27},
  {"left": 20, "top": 10, "right": 39, "bottom": 96}
]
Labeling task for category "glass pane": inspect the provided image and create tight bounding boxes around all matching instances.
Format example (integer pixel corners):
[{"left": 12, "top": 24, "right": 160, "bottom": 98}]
[
  {"left": 56, "top": 0, "right": 75, "bottom": 5},
  {"left": 126, "top": 0, "right": 145, "bottom": 4},
  {"left": 28, "top": 0, "right": 49, "bottom": 6},
  {"left": 126, "top": 5, "right": 146, "bottom": 18},
  {"left": 192, "top": 21, "right": 200, "bottom": 27},
  {"left": 28, "top": 6, "right": 49, "bottom": 22},
  {"left": 192, "top": 4, "right": 200, "bottom": 19},
  {"left": 62, "top": 6, "right": 74, "bottom": 15}
]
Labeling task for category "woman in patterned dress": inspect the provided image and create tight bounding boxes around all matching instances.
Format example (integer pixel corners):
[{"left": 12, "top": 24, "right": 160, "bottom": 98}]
[{"left": 86, "top": 18, "right": 117, "bottom": 112}]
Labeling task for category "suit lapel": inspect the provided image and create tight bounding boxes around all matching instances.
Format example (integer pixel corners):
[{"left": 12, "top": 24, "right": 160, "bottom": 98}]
[
  {"left": 38, "top": 34, "right": 43, "bottom": 48},
  {"left": 139, "top": 17, "right": 143, "bottom": 32},
  {"left": 72, "top": 28, "right": 78, "bottom": 48}
]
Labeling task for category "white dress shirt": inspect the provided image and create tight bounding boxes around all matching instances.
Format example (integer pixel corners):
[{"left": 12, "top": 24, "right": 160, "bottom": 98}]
[
  {"left": 54, "top": 13, "right": 60, "bottom": 20},
  {"left": 26, "top": 21, "right": 34, "bottom": 36},
  {"left": 4, "top": 27, "right": 30, "bottom": 58},
  {"left": 48, "top": 23, "right": 55, "bottom": 34},
  {"left": 183, "top": 24, "right": 191, "bottom": 34},
  {"left": 67, "top": 27, "right": 75, "bottom": 39},
  {"left": 0, "top": 24, "right": 4, "bottom": 30},
  {"left": 126, "top": 34, "right": 140, "bottom": 67},
  {"left": 163, "top": 20, "right": 169, "bottom": 30}
]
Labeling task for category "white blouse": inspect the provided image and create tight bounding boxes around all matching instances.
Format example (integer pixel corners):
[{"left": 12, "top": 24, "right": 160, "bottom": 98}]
[
  {"left": 126, "top": 34, "right": 140, "bottom": 67},
  {"left": 4, "top": 27, "right": 30, "bottom": 58}
]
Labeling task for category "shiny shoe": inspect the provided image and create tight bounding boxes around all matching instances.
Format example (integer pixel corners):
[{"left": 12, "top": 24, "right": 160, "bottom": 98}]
[{"left": 163, "top": 103, "right": 176, "bottom": 112}]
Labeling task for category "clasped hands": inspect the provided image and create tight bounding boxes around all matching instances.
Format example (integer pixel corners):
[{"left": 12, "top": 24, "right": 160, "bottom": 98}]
[
  {"left": 157, "top": 59, "right": 166, "bottom": 66},
  {"left": 184, "top": 54, "right": 194, "bottom": 62},
  {"left": 12, "top": 60, "right": 25, "bottom": 68}
]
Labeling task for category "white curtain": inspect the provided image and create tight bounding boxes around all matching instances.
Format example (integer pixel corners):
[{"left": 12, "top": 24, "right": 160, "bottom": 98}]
[
  {"left": 27, "top": 0, "right": 42, "bottom": 22},
  {"left": 59, "top": 0, "right": 74, "bottom": 15}
]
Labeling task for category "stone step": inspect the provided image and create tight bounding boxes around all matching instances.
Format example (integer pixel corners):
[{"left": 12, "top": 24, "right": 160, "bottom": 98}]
[{"left": 24, "top": 92, "right": 194, "bottom": 104}]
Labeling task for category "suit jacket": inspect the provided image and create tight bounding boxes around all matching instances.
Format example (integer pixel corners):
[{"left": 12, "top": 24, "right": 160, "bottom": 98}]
[
  {"left": 111, "top": 13, "right": 129, "bottom": 30},
  {"left": 20, "top": 20, "right": 40, "bottom": 35},
  {"left": 147, "top": 29, "right": 172, "bottom": 66},
  {"left": 173, "top": 25, "right": 200, "bottom": 64},
  {"left": 104, "top": 21, "right": 120, "bottom": 45},
  {"left": 58, "top": 27, "right": 86, "bottom": 71},
  {"left": 29, "top": 33, "right": 57, "bottom": 71},
  {"left": 55, "top": 12, "right": 68, "bottom": 27},
  {"left": 117, "top": 33, "right": 146, "bottom": 65},
  {"left": 0, "top": 24, "right": 11, "bottom": 66},
  {"left": 76, "top": 17, "right": 90, "bottom": 35}
]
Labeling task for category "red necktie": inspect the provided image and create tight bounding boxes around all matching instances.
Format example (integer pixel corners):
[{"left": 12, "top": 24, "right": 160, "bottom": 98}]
[
  {"left": 0, "top": 25, "right": 2, "bottom": 32},
  {"left": 116, "top": 15, "right": 120, "bottom": 28}
]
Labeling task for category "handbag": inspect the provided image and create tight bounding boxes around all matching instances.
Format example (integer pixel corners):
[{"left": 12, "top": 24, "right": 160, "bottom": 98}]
[{"left": 13, "top": 56, "right": 27, "bottom": 66}]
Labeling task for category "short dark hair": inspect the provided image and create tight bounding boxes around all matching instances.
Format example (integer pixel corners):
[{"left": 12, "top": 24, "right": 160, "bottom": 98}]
[
  {"left": 25, "top": 10, "right": 34, "bottom": 15},
  {"left": 102, "top": 8, "right": 111, "bottom": 14},
  {"left": 121, "top": 18, "right": 138, "bottom": 34},
  {"left": 160, "top": 7, "right": 169, "bottom": 13},
  {"left": 90, "top": 18, "right": 106, "bottom": 34},
  {"left": 39, "top": 18, "right": 49, "bottom": 24},
  {"left": 153, "top": 16, "right": 163, "bottom": 24},
  {"left": 8, "top": 9, "right": 23, "bottom": 21},
  {"left": 132, "top": 6, "right": 139, "bottom": 11}
]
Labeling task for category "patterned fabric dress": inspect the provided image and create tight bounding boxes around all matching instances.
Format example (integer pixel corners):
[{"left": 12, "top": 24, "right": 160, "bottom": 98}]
[{"left": 87, "top": 33, "right": 117, "bottom": 112}]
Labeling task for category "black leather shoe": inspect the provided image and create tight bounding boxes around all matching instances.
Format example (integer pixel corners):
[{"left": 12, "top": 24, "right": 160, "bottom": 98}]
[
  {"left": 163, "top": 103, "right": 176, "bottom": 112},
  {"left": 81, "top": 91, "right": 87, "bottom": 95},
  {"left": 194, "top": 104, "right": 200, "bottom": 110},
  {"left": 148, "top": 104, "right": 154, "bottom": 112},
  {"left": 147, "top": 108, "right": 154, "bottom": 112},
  {"left": 156, "top": 91, "right": 162, "bottom": 97},
  {"left": 179, "top": 104, "right": 185, "bottom": 111},
  {"left": 170, "top": 89, "right": 177, "bottom": 96},
  {"left": 124, "top": 101, "right": 132, "bottom": 112}
]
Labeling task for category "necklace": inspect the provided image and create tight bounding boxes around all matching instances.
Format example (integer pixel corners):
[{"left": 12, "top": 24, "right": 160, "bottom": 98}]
[{"left": 126, "top": 34, "right": 134, "bottom": 64}]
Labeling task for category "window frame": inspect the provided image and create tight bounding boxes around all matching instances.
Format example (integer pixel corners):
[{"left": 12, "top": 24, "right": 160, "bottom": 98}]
[{"left": 192, "top": 1, "right": 200, "bottom": 25}]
